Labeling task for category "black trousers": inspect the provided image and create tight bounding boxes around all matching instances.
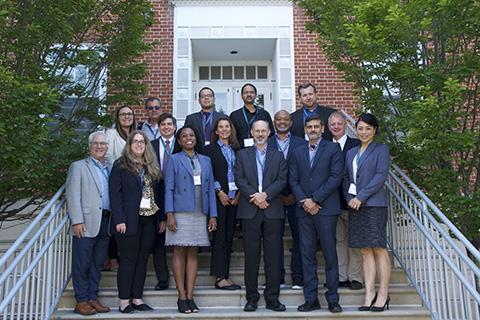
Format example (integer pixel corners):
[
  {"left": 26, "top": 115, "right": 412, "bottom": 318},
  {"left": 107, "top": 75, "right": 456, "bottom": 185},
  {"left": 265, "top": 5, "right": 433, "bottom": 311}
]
[
  {"left": 210, "top": 203, "right": 237, "bottom": 279},
  {"left": 152, "top": 230, "right": 169, "bottom": 284},
  {"left": 242, "top": 212, "right": 282, "bottom": 304},
  {"left": 115, "top": 215, "right": 156, "bottom": 299}
]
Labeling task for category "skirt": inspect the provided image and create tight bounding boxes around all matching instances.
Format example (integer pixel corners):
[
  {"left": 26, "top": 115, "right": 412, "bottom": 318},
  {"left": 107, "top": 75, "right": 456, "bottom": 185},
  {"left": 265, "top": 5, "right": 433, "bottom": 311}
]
[
  {"left": 348, "top": 206, "right": 388, "bottom": 248},
  {"left": 165, "top": 212, "right": 210, "bottom": 247}
]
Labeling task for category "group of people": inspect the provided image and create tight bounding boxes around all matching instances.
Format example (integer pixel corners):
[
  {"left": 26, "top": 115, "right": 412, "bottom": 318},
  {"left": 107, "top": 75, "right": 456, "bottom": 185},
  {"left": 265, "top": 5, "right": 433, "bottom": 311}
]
[{"left": 66, "top": 82, "right": 391, "bottom": 315}]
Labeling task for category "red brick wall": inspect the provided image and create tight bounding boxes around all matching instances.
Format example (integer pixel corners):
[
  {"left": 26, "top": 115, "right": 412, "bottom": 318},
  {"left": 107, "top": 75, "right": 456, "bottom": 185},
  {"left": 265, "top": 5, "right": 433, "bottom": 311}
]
[
  {"left": 293, "top": 5, "right": 359, "bottom": 114},
  {"left": 136, "top": 0, "right": 174, "bottom": 121}
]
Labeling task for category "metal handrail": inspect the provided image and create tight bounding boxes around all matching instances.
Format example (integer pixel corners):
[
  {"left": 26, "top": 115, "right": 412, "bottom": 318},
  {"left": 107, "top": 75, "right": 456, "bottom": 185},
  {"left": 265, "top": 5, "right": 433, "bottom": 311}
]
[
  {"left": 341, "top": 110, "right": 480, "bottom": 320},
  {"left": 0, "top": 184, "right": 71, "bottom": 320}
]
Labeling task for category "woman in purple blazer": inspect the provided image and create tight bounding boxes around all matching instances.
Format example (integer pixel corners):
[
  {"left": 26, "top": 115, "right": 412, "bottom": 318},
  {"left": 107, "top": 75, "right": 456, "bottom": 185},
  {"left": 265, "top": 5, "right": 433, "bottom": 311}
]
[
  {"left": 164, "top": 126, "right": 217, "bottom": 314},
  {"left": 343, "top": 113, "right": 391, "bottom": 312}
]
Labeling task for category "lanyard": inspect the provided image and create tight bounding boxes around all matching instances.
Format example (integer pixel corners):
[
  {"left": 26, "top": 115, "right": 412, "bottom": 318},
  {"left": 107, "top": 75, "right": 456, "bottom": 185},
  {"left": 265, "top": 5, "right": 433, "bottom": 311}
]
[
  {"left": 146, "top": 123, "right": 159, "bottom": 139},
  {"left": 184, "top": 151, "right": 196, "bottom": 170},
  {"left": 242, "top": 107, "right": 258, "bottom": 137},
  {"left": 302, "top": 106, "right": 319, "bottom": 123},
  {"left": 221, "top": 144, "right": 235, "bottom": 166},
  {"left": 256, "top": 149, "right": 266, "bottom": 172},
  {"left": 91, "top": 159, "right": 109, "bottom": 181},
  {"left": 276, "top": 136, "right": 290, "bottom": 154},
  {"left": 160, "top": 137, "right": 174, "bottom": 154}
]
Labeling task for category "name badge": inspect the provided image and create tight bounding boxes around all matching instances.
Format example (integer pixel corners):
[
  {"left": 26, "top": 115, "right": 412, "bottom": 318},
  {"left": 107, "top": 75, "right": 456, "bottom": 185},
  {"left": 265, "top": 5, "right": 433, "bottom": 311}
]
[
  {"left": 244, "top": 138, "right": 254, "bottom": 147},
  {"left": 228, "top": 182, "right": 238, "bottom": 191},
  {"left": 194, "top": 175, "right": 201, "bottom": 185},
  {"left": 258, "top": 186, "right": 263, "bottom": 193},
  {"left": 348, "top": 183, "right": 357, "bottom": 195},
  {"left": 205, "top": 141, "right": 210, "bottom": 146},
  {"left": 140, "top": 197, "right": 151, "bottom": 209}
]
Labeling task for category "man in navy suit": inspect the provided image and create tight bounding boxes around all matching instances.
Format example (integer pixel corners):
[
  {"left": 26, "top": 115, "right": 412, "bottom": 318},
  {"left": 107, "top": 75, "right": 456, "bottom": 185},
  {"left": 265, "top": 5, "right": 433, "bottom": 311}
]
[
  {"left": 235, "top": 120, "right": 287, "bottom": 312},
  {"left": 289, "top": 114, "right": 344, "bottom": 313},
  {"left": 184, "top": 87, "right": 224, "bottom": 153},
  {"left": 267, "top": 110, "right": 307, "bottom": 290},
  {"left": 328, "top": 112, "right": 363, "bottom": 290}
]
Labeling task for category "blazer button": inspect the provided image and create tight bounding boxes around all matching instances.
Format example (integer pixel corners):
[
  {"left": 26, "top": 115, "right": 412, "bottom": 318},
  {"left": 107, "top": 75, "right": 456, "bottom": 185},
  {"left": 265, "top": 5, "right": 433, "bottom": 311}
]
[
  {"left": 98, "top": 207, "right": 101, "bottom": 210},
  {"left": 183, "top": 189, "right": 186, "bottom": 191}
]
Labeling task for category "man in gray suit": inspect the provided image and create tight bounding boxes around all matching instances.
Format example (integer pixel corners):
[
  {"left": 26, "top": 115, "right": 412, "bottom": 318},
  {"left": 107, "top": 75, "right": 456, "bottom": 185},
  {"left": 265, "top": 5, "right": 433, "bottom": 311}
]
[
  {"left": 66, "top": 131, "right": 112, "bottom": 316},
  {"left": 184, "top": 87, "right": 224, "bottom": 153},
  {"left": 234, "top": 120, "right": 287, "bottom": 312}
]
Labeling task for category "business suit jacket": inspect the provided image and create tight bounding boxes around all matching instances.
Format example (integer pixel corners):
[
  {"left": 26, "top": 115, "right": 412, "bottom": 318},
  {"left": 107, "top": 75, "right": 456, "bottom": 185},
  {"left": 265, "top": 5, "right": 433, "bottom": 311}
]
[
  {"left": 289, "top": 140, "right": 344, "bottom": 217},
  {"left": 164, "top": 152, "right": 217, "bottom": 217},
  {"left": 234, "top": 146, "right": 287, "bottom": 219},
  {"left": 290, "top": 105, "right": 336, "bottom": 141},
  {"left": 204, "top": 142, "right": 237, "bottom": 194},
  {"left": 267, "top": 134, "right": 307, "bottom": 196},
  {"left": 338, "top": 137, "right": 360, "bottom": 209},
  {"left": 66, "top": 157, "right": 112, "bottom": 237},
  {"left": 229, "top": 106, "right": 275, "bottom": 148},
  {"left": 151, "top": 138, "right": 170, "bottom": 221},
  {"left": 109, "top": 160, "right": 163, "bottom": 236},
  {"left": 343, "top": 141, "right": 390, "bottom": 207},
  {"left": 184, "top": 110, "right": 224, "bottom": 153}
]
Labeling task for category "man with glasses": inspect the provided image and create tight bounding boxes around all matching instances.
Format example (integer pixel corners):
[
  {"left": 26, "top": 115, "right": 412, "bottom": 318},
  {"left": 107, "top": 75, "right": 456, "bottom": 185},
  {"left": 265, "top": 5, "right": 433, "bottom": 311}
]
[
  {"left": 184, "top": 87, "right": 224, "bottom": 153},
  {"left": 139, "top": 97, "right": 162, "bottom": 141},
  {"left": 66, "top": 131, "right": 112, "bottom": 316}
]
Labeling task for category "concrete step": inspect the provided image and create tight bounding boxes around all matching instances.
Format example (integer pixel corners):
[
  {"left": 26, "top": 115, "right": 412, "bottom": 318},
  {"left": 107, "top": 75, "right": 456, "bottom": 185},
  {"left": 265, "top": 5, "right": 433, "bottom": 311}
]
[
  {"left": 95, "top": 267, "right": 409, "bottom": 288},
  {"left": 57, "top": 284, "right": 422, "bottom": 309},
  {"left": 53, "top": 305, "right": 431, "bottom": 319}
]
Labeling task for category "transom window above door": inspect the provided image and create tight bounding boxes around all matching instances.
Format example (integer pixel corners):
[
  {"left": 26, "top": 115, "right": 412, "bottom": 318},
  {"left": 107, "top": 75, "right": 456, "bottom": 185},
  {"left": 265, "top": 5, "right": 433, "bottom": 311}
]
[{"left": 199, "top": 66, "right": 268, "bottom": 81}]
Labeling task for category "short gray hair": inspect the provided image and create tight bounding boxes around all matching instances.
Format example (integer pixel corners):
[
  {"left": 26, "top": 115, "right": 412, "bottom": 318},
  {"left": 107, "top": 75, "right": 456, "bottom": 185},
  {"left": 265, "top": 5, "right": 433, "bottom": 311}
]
[
  {"left": 328, "top": 111, "right": 347, "bottom": 123},
  {"left": 88, "top": 131, "right": 108, "bottom": 145}
]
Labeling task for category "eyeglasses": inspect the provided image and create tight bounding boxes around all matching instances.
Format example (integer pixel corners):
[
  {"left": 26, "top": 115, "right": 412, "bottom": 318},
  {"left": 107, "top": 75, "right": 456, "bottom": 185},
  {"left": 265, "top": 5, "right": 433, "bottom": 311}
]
[
  {"left": 200, "top": 94, "right": 214, "bottom": 99},
  {"left": 146, "top": 106, "right": 161, "bottom": 111},
  {"left": 92, "top": 142, "right": 108, "bottom": 146},
  {"left": 119, "top": 112, "right": 133, "bottom": 117},
  {"left": 132, "top": 139, "right": 145, "bottom": 145}
]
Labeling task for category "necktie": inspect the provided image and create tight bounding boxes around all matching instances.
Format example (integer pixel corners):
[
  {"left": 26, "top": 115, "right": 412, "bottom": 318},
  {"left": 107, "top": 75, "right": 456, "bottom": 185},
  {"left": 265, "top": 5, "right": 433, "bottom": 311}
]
[
  {"left": 163, "top": 140, "right": 170, "bottom": 174},
  {"left": 204, "top": 112, "right": 212, "bottom": 142}
]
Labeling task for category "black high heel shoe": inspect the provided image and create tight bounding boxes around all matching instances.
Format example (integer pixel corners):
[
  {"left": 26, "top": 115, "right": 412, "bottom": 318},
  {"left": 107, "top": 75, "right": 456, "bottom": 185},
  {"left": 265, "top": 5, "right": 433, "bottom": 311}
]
[
  {"left": 358, "top": 293, "right": 377, "bottom": 311},
  {"left": 371, "top": 295, "right": 390, "bottom": 312},
  {"left": 187, "top": 299, "right": 199, "bottom": 313},
  {"left": 177, "top": 299, "right": 191, "bottom": 313}
]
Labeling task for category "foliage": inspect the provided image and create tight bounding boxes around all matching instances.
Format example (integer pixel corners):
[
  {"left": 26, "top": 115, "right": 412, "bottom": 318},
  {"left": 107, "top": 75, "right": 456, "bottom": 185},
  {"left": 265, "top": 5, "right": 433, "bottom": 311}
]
[
  {"left": 296, "top": 0, "right": 480, "bottom": 244},
  {"left": 0, "top": 0, "right": 154, "bottom": 220}
]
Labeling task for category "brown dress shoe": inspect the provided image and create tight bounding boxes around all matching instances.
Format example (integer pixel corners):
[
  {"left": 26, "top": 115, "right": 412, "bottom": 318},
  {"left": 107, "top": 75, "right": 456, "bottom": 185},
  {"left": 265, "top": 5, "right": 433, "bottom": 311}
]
[
  {"left": 74, "top": 301, "right": 96, "bottom": 315},
  {"left": 89, "top": 300, "right": 110, "bottom": 313}
]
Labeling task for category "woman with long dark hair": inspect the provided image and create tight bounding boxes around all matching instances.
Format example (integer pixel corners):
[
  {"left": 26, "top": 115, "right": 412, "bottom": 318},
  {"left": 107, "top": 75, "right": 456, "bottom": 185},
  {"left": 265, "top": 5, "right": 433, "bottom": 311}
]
[{"left": 204, "top": 117, "right": 241, "bottom": 290}]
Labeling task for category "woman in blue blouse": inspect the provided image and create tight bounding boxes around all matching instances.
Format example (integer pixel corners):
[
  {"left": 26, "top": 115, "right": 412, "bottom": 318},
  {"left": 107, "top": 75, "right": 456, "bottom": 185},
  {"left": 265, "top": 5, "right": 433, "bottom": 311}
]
[
  {"left": 204, "top": 117, "right": 241, "bottom": 290},
  {"left": 164, "top": 126, "right": 217, "bottom": 313}
]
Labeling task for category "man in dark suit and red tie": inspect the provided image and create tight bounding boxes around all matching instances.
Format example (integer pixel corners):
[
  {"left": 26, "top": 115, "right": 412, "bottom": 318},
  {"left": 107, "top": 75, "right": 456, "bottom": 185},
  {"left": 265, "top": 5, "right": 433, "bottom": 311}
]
[
  {"left": 289, "top": 114, "right": 344, "bottom": 313},
  {"left": 328, "top": 111, "right": 363, "bottom": 290},
  {"left": 234, "top": 120, "right": 287, "bottom": 312}
]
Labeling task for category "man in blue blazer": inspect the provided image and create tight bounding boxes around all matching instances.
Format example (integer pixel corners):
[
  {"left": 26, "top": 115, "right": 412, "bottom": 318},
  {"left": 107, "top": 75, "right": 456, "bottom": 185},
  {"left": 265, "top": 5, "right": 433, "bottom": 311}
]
[
  {"left": 184, "top": 87, "right": 224, "bottom": 153},
  {"left": 267, "top": 110, "right": 307, "bottom": 289},
  {"left": 235, "top": 120, "right": 287, "bottom": 312},
  {"left": 289, "top": 114, "right": 344, "bottom": 313}
]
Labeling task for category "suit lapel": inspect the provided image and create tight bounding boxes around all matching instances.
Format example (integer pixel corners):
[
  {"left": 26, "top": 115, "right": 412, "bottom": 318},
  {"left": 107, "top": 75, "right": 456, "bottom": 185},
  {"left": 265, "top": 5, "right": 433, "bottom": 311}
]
[
  {"left": 310, "top": 140, "right": 326, "bottom": 170},
  {"left": 85, "top": 158, "right": 102, "bottom": 193},
  {"left": 357, "top": 141, "right": 377, "bottom": 170},
  {"left": 179, "top": 154, "right": 194, "bottom": 177},
  {"left": 248, "top": 147, "right": 259, "bottom": 186}
]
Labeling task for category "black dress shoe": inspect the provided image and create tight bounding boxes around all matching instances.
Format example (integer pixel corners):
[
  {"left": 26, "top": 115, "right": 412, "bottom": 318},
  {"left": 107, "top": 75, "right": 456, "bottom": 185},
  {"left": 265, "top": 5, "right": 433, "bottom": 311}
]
[
  {"left": 118, "top": 304, "right": 134, "bottom": 313},
  {"left": 132, "top": 303, "right": 153, "bottom": 311},
  {"left": 155, "top": 282, "right": 169, "bottom": 290},
  {"left": 328, "top": 302, "right": 343, "bottom": 313},
  {"left": 297, "top": 301, "right": 321, "bottom": 312},
  {"left": 338, "top": 280, "right": 351, "bottom": 288},
  {"left": 266, "top": 301, "right": 286, "bottom": 312},
  {"left": 349, "top": 280, "right": 364, "bottom": 290},
  {"left": 243, "top": 301, "right": 257, "bottom": 312}
]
